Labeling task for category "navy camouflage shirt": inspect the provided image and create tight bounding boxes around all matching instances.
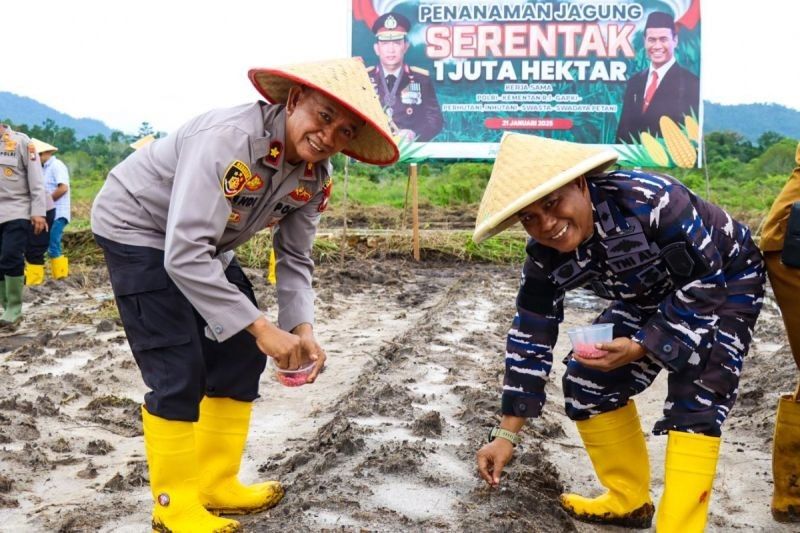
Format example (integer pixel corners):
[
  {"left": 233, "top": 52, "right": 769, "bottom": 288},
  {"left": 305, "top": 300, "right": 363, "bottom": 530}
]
[{"left": 503, "top": 170, "right": 764, "bottom": 417}]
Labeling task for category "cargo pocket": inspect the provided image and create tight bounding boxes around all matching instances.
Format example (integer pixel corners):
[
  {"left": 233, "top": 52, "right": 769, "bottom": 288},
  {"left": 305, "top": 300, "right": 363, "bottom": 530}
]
[
  {"left": 112, "top": 269, "right": 193, "bottom": 352},
  {"left": 693, "top": 304, "right": 760, "bottom": 399}
]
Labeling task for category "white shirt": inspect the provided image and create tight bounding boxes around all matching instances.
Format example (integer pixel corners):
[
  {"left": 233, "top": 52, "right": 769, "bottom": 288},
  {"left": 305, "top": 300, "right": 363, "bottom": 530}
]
[{"left": 43, "top": 155, "right": 71, "bottom": 221}]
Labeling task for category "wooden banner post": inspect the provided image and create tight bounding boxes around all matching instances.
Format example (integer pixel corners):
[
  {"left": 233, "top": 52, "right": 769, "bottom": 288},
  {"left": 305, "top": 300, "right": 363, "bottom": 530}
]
[
  {"left": 410, "top": 163, "right": 420, "bottom": 261},
  {"left": 340, "top": 156, "right": 349, "bottom": 263}
]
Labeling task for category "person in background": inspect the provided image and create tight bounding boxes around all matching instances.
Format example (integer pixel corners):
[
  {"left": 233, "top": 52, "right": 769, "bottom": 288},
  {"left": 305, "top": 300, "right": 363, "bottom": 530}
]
[
  {"left": 367, "top": 11, "right": 443, "bottom": 142},
  {"left": 759, "top": 142, "right": 800, "bottom": 523},
  {"left": 615, "top": 11, "right": 700, "bottom": 143},
  {"left": 39, "top": 139, "right": 71, "bottom": 280},
  {"left": 90, "top": 57, "right": 397, "bottom": 532},
  {"left": 23, "top": 139, "right": 59, "bottom": 286},
  {"left": 0, "top": 125, "right": 47, "bottom": 329},
  {"left": 473, "top": 133, "right": 765, "bottom": 532}
]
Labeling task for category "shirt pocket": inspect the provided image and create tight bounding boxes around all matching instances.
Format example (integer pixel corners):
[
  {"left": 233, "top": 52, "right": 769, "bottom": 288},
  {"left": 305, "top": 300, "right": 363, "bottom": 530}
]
[{"left": 0, "top": 154, "right": 19, "bottom": 178}]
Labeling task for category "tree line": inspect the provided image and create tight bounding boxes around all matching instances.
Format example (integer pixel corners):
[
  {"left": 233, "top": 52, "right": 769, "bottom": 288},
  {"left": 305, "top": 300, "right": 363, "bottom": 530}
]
[{"left": 4, "top": 116, "right": 797, "bottom": 227}]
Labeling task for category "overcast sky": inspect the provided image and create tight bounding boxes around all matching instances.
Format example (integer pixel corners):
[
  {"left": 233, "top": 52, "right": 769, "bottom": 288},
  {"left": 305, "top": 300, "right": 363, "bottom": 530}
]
[{"left": 4, "top": 0, "right": 794, "bottom": 134}]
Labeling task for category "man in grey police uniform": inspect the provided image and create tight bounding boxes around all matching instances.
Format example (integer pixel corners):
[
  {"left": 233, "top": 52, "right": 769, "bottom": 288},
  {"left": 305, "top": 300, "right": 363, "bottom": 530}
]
[
  {"left": 0, "top": 125, "right": 47, "bottom": 329},
  {"left": 91, "top": 58, "right": 397, "bottom": 533},
  {"left": 367, "top": 12, "right": 444, "bottom": 142}
]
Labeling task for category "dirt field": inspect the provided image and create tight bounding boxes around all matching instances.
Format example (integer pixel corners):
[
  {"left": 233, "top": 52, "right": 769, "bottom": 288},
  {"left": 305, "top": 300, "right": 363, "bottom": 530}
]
[{"left": 0, "top": 253, "right": 797, "bottom": 532}]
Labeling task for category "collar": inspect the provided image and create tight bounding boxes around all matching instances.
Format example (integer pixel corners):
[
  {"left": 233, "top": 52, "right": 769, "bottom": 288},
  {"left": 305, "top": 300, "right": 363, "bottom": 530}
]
[
  {"left": 383, "top": 66, "right": 402, "bottom": 78},
  {"left": 588, "top": 177, "right": 632, "bottom": 240},
  {"left": 648, "top": 57, "right": 676, "bottom": 81},
  {"left": 378, "top": 64, "right": 407, "bottom": 77}
]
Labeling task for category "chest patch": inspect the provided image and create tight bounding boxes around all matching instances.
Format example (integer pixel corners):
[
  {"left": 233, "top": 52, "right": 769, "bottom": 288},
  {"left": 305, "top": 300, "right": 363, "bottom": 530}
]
[
  {"left": 244, "top": 174, "right": 264, "bottom": 191},
  {"left": 289, "top": 185, "right": 313, "bottom": 203}
]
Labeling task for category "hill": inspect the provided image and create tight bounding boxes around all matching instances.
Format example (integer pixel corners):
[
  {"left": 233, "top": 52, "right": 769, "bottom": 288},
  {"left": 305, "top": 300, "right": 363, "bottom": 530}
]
[
  {"left": 0, "top": 91, "right": 112, "bottom": 139},
  {"left": 703, "top": 101, "right": 800, "bottom": 141}
]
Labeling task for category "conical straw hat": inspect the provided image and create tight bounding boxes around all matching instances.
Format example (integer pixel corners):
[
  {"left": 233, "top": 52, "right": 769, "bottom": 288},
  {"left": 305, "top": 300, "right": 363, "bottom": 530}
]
[
  {"left": 31, "top": 138, "right": 57, "bottom": 153},
  {"left": 473, "top": 133, "right": 618, "bottom": 244},
  {"left": 249, "top": 57, "right": 398, "bottom": 166},
  {"left": 130, "top": 134, "right": 156, "bottom": 150}
]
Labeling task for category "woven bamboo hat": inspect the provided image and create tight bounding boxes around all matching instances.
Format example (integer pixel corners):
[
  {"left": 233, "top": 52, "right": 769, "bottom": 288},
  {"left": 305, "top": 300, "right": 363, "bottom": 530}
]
[
  {"left": 248, "top": 57, "right": 398, "bottom": 166},
  {"left": 130, "top": 134, "right": 155, "bottom": 150},
  {"left": 31, "top": 138, "right": 57, "bottom": 153},
  {"left": 473, "top": 133, "right": 618, "bottom": 244}
]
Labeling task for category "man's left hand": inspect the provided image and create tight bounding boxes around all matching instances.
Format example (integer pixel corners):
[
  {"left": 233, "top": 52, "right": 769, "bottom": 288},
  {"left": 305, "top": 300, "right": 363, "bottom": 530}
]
[
  {"left": 292, "top": 323, "right": 326, "bottom": 383},
  {"left": 574, "top": 337, "right": 646, "bottom": 372}
]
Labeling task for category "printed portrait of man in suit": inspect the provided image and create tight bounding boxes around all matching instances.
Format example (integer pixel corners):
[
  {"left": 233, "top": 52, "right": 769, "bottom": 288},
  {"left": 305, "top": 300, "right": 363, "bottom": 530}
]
[{"left": 615, "top": 11, "right": 700, "bottom": 144}]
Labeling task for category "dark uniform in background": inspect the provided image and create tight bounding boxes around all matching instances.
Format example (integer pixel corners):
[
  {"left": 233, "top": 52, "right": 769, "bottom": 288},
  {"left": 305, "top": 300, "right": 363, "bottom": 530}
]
[
  {"left": 367, "top": 12, "right": 443, "bottom": 142},
  {"left": 0, "top": 125, "right": 46, "bottom": 328}
]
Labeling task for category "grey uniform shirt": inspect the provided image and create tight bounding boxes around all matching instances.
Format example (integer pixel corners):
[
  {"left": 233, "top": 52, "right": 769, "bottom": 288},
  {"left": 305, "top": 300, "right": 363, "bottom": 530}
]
[
  {"left": 91, "top": 103, "right": 333, "bottom": 342},
  {"left": 0, "top": 125, "right": 46, "bottom": 223}
]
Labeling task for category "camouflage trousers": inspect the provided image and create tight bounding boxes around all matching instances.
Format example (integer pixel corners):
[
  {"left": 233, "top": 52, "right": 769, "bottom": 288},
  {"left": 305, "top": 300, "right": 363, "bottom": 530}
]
[{"left": 562, "top": 270, "right": 765, "bottom": 437}]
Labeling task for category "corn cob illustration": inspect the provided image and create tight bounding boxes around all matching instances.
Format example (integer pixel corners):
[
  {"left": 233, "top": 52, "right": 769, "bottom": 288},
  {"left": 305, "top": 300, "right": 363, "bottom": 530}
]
[
  {"left": 684, "top": 115, "right": 699, "bottom": 142},
  {"left": 660, "top": 116, "right": 697, "bottom": 168},
  {"left": 640, "top": 131, "right": 670, "bottom": 167}
]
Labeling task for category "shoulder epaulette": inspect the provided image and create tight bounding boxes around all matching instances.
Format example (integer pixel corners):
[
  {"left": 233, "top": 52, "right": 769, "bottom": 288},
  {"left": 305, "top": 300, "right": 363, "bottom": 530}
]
[
  {"left": 366, "top": 66, "right": 375, "bottom": 73},
  {"left": 410, "top": 66, "right": 430, "bottom": 76}
]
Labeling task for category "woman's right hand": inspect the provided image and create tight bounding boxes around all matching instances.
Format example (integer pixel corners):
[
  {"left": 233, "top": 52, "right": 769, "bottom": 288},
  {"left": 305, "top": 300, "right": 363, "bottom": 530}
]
[
  {"left": 247, "top": 316, "right": 303, "bottom": 369},
  {"left": 476, "top": 438, "right": 515, "bottom": 487}
]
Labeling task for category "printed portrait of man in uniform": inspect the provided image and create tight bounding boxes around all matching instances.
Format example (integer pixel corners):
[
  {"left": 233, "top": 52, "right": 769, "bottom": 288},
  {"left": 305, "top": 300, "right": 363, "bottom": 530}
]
[{"left": 366, "top": 12, "right": 444, "bottom": 142}]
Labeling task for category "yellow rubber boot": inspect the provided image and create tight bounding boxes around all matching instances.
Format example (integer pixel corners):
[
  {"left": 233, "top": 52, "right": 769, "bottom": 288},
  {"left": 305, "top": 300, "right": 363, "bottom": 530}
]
[
  {"left": 195, "top": 397, "right": 284, "bottom": 514},
  {"left": 656, "top": 431, "right": 721, "bottom": 533},
  {"left": 560, "top": 401, "right": 654, "bottom": 528},
  {"left": 24, "top": 263, "right": 45, "bottom": 286},
  {"left": 141, "top": 407, "right": 241, "bottom": 533},
  {"left": 772, "top": 394, "right": 800, "bottom": 522},
  {"left": 51, "top": 256, "right": 69, "bottom": 279}
]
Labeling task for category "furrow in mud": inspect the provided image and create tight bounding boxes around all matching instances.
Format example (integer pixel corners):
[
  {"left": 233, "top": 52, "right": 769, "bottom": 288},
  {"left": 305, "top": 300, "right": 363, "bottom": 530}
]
[{"left": 244, "top": 265, "right": 575, "bottom": 532}]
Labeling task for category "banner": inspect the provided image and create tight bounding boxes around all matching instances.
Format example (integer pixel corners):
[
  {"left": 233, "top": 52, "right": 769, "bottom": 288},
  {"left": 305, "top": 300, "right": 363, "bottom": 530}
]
[{"left": 350, "top": 0, "right": 702, "bottom": 167}]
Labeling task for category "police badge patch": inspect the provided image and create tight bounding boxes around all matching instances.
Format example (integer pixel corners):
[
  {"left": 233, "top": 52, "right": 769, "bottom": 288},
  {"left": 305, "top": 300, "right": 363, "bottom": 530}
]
[
  {"left": 222, "top": 160, "right": 251, "bottom": 198},
  {"left": 244, "top": 174, "right": 264, "bottom": 191}
]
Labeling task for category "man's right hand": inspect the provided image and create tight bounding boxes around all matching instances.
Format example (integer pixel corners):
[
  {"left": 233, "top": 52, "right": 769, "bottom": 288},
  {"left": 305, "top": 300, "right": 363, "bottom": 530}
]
[
  {"left": 246, "top": 316, "right": 303, "bottom": 370},
  {"left": 30, "top": 216, "right": 47, "bottom": 235},
  {"left": 476, "top": 438, "right": 515, "bottom": 487}
]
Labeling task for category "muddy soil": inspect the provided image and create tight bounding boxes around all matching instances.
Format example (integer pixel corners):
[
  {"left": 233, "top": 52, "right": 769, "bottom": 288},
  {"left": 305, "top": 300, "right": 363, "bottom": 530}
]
[{"left": 0, "top": 258, "right": 795, "bottom": 532}]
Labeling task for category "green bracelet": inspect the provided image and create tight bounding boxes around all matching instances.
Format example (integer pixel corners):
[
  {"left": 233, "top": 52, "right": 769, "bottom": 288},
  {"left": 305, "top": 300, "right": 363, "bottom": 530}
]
[{"left": 488, "top": 426, "right": 521, "bottom": 446}]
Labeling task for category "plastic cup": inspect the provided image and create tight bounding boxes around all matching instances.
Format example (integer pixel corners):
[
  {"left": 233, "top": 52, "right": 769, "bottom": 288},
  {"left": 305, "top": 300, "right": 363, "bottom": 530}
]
[
  {"left": 567, "top": 323, "right": 614, "bottom": 359},
  {"left": 267, "top": 357, "right": 315, "bottom": 387}
]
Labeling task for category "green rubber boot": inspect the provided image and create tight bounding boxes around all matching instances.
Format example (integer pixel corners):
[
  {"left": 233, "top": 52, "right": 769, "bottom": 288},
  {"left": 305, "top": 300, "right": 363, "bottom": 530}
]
[{"left": 0, "top": 275, "right": 24, "bottom": 329}]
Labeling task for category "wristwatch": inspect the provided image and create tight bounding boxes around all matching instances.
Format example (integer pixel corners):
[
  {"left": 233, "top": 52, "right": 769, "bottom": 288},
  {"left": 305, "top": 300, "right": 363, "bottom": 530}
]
[{"left": 488, "top": 426, "right": 521, "bottom": 447}]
